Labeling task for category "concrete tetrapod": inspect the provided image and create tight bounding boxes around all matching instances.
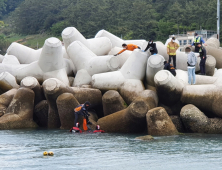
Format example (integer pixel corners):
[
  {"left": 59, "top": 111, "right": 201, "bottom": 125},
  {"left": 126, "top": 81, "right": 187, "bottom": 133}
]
[
  {"left": 97, "top": 97, "right": 156, "bottom": 133},
  {"left": 6, "top": 42, "right": 42, "bottom": 64},
  {"left": 34, "top": 100, "right": 48, "bottom": 127},
  {"left": 0, "top": 72, "right": 19, "bottom": 94},
  {"left": 205, "top": 37, "right": 220, "bottom": 49},
  {"left": 146, "top": 54, "right": 165, "bottom": 87},
  {"left": 43, "top": 78, "right": 74, "bottom": 128},
  {"left": 20, "top": 76, "right": 45, "bottom": 105},
  {"left": 154, "top": 70, "right": 187, "bottom": 106},
  {"left": 0, "top": 54, "right": 4, "bottom": 63},
  {"left": 62, "top": 27, "right": 112, "bottom": 56},
  {"left": 146, "top": 107, "right": 179, "bottom": 136},
  {"left": 180, "top": 104, "right": 222, "bottom": 134},
  {"left": 71, "top": 87, "right": 103, "bottom": 117},
  {"left": 0, "top": 37, "right": 70, "bottom": 85},
  {"left": 0, "top": 88, "right": 38, "bottom": 130},
  {"left": 67, "top": 41, "right": 120, "bottom": 77},
  {"left": 2, "top": 55, "right": 20, "bottom": 65},
  {"left": 102, "top": 90, "right": 127, "bottom": 116},
  {"left": 92, "top": 50, "right": 149, "bottom": 91},
  {"left": 108, "top": 47, "right": 133, "bottom": 67},
  {"left": 95, "top": 29, "right": 148, "bottom": 49},
  {"left": 205, "top": 45, "right": 222, "bottom": 69},
  {"left": 56, "top": 93, "right": 80, "bottom": 130},
  {"left": 181, "top": 77, "right": 222, "bottom": 118},
  {"left": 0, "top": 88, "right": 17, "bottom": 117}
]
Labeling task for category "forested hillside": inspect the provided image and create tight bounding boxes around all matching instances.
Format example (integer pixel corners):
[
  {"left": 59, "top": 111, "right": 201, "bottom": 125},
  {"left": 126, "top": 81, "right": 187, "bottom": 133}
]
[{"left": 0, "top": 0, "right": 220, "bottom": 53}]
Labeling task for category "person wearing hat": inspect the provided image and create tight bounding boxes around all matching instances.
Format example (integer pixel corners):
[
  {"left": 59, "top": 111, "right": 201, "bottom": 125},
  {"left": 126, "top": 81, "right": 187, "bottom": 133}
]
[
  {"left": 186, "top": 47, "right": 197, "bottom": 84},
  {"left": 73, "top": 101, "right": 92, "bottom": 128},
  {"left": 144, "top": 39, "right": 158, "bottom": 55},
  {"left": 93, "top": 125, "right": 105, "bottom": 133},
  {"left": 167, "top": 37, "right": 180, "bottom": 69},
  {"left": 70, "top": 122, "right": 83, "bottom": 133},
  {"left": 163, "top": 61, "right": 176, "bottom": 76},
  {"left": 114, "top": 43, "right": 140, "bottom": 56},
  {"left": 197, "top": 43, "right": 207, "bottom": 75},
  {"left": 190, "top": 33, "right": 207, "bottom": 52}
]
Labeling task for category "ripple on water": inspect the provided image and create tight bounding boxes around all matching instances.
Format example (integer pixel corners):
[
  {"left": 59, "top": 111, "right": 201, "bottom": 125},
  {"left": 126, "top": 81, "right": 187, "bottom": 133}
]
[{"left": 0, "top": 130, "right": 222, "bottom": 170}]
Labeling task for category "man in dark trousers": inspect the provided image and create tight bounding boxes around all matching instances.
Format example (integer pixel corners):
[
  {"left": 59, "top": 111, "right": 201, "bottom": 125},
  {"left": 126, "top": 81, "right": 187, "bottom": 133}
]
[
  {"left": 197, "top": 43, "right": 207, "bottom": 75},
  {"left": 73, "top": 101, "right": 92, "bottom": 127},
  {"left": 190, "top": 33, "right": 207, "bottom": 52},
  {"left": 144, "top": 39, "right": 158, "bottom": 55},
  {"left": 164, "top": 61, "right": 176, "bottom": 76}
]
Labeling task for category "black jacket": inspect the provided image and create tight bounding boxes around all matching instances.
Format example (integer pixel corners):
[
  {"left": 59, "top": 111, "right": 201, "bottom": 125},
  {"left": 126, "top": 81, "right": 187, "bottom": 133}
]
[
  {"left": 164, "top": 63, "right": 176, "bottom": 76},
  {"left": 199, "top": 47, "right": 207, "bottom": 59},
  {"left": 144, "top": 43, "right": 158, "bottom": 54}
]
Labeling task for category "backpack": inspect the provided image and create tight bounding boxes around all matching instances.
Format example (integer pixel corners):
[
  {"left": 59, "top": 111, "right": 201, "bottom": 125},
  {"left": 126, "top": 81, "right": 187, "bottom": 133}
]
[{"left": 74, "top": 104, "right": 83, "bottom": 112}]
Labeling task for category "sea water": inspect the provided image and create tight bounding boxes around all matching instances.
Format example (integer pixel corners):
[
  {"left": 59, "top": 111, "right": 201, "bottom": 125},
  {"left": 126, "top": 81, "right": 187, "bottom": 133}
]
[{"left": 0, "top": 129, "right": 221, "bottom": 170}]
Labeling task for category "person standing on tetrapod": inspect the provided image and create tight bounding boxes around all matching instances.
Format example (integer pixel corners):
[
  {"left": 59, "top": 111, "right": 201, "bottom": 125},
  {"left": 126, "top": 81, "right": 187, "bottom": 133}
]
[
  {"left": 167, "top": 37, "right": 180, "bottom": 69},
  {"left": 197, "top": 43, "right": 207, "bottom": 75},
  {"left": 190, "top": 32, "right": 207, "bottom": 52}
]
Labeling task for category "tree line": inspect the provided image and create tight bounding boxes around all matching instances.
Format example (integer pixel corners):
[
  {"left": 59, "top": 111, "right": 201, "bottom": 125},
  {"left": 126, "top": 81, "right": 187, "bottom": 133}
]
[{"left": 0, "top": 0, "right": 220, "bottom": 42}]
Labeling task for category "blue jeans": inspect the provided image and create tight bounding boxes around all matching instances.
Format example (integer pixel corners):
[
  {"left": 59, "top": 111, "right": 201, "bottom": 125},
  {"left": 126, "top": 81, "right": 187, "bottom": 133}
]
[{"left": 188, "top": 67, "right": 196, "bottom": 85}]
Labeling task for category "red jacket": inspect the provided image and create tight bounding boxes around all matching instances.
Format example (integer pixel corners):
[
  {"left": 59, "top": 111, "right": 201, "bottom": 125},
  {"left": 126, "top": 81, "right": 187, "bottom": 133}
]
[
  {"left": 117, "top": 44, "right": 139, "bottom": 55},
  {"left": 93, "top": 130, "right": 105, "bottom": 133},
  {"left": 70, "top": 127, "right": 82, "bottom": 133}
]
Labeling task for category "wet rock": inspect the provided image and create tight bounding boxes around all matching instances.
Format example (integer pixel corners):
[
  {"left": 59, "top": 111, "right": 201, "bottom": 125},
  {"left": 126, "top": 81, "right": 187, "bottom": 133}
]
[
  {"left": 0, "top": 89, "right": 17, "bottom": 117},
  {"left": 0, "top": 88, "right": 37, "bottom": 129},
  {"left": 135, "top": 135, "right": 154, "bottom": 141},
  {"left": 20, "top": 76, "right": 45, "bottom": 105},
  {"left": 180, "top": 104, "right": 209, "bottom": 133},
  {"left": 146, "top": 107, "right": 178, "bottom": 136},
  {"left": 56, "top": 93, "right": 80, "bottom": 129},
  {"left": 170, "top": 115, "right": 185, "bottom": 133},
  {"left": 119, "top": 79, "right": 145, "bottom": 105},
  {"left": 43, "top": 78, "right": 74, "bottom": 128},
  {"left": 102, "top": 90, "right": 127, "bottom": 116},
  {"left": 97, "top": 97, "right": 156, "bottom": 133},
  {"left": 34, "top": 100, "right": 49, "bottom": 127}
]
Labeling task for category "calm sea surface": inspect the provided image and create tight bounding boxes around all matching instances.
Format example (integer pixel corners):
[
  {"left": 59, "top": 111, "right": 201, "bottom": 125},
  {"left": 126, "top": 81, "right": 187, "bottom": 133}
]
[{"left": 0, "top": 129, "right": 221, "bottom": 170}]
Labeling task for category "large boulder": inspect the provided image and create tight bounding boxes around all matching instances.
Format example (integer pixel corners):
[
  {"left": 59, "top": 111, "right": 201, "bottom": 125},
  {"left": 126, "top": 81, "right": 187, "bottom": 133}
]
[
  {"left": 56, "top": 93, "right": 80, "bottom": 129},
  {"left": 102, "top": 90, "right": 127, "bottom": 116},
  {"left": 97, "top": 97, "right": 156, "bottom": 133},
  {"left": 34, "top": 100, "right": 49, "bottom": 127},
  {"left": 146, "top": 107, "right": 178, "bottom": 136},
  {"left": 0, "top": 88, "right": 38, "bottom": 129}
]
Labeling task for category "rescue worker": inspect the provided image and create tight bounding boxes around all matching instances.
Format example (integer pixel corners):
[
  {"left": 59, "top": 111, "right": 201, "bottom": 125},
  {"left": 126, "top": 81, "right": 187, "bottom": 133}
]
[
  {"left": 114, "top": 43, "right": 140, "bottom": 56},
  {"left": 186, "top": 47, "right": 197, "bottom": 85},
  {"left": 197, "top": 43, "right": 207, "bottom": 75},
  {"left": 164, "top": 61, "right": 176, "bottom": 76},
  {"left": 167, "top": 37, "right": 180, "bottom": 69},
  {"left": 93, "top": 125, "right": 105, "bottom": 133},
  {"left": 144, "top": 39, "right": 158, "bottom": 55},
  {"left": 190, "top": 33, "right": 207, "bottom": 52},
  {"left": 74, "top": 101, "right": 92, "bottom": 128},
  {"left": 69, "top": 122, "right": 82, "bottom": 133}
]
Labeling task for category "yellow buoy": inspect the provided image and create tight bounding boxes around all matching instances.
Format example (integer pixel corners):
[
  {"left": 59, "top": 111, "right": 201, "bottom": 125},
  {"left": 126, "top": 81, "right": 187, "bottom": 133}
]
[
  {"left": 48, "top": 151, "right": 54, "bottom": 156},
  {"left": 43, "top": 151, "right": 48, "bottom": 156}
]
